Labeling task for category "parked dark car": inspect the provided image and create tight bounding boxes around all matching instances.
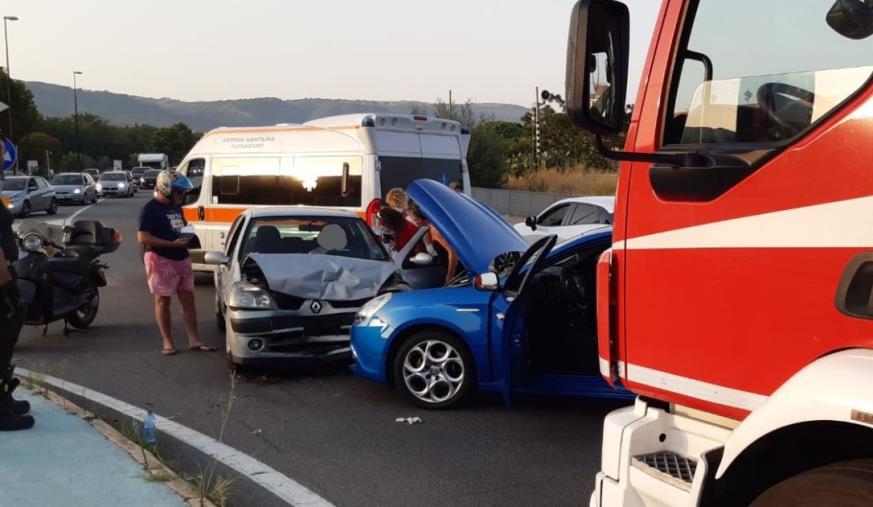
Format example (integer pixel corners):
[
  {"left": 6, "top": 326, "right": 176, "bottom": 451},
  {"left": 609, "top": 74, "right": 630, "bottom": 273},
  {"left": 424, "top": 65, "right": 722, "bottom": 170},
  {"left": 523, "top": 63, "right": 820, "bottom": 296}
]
[{"left": 140, "top": 169, "right": 161, "bottom": 190}]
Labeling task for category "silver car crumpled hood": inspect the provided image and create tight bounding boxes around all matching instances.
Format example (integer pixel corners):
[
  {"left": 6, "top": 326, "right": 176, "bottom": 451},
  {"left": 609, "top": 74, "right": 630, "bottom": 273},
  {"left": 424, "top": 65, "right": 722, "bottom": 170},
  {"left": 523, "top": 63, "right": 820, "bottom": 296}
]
[{"left": 246, "top": 253, "right": 397, "bottom": 301}]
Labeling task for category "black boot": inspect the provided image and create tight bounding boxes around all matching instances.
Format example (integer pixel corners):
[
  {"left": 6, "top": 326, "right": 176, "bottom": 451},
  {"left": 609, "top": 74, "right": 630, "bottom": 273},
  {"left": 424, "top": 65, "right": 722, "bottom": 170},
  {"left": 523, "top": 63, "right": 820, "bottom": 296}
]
[
  {"left": 3, "top": 367, "right": 30, "bottom": 415},
  {"left": 0, "top": 377, "right": 34, "bottom": 431}
]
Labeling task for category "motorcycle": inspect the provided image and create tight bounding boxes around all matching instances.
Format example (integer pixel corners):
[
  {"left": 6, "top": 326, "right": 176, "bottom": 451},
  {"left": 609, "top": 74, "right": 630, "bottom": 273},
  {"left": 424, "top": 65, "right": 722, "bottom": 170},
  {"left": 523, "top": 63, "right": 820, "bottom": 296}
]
[{"left": 14, "top": 220, "right": 121, "bottom": 335}]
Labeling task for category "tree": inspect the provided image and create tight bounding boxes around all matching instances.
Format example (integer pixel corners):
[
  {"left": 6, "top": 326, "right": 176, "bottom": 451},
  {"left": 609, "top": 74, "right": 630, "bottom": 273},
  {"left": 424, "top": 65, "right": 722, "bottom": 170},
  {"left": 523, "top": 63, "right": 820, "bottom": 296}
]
[
  {"left": 58, "top": 152, "right": 95, "bottom": 171},
  {"left": 0, "top": 70, "right": 40, "bottom": 142},
  {"left": 467, "top": 123, "right": 507, "bottom": 188},
  {"left": 433, "top": 99, "right": 478, "bottom": 128},
  {"left": 149, "top": 122, "right": 198, "bottom": 165},
  {"left": 18, "top": 132, "right": 63, "bottom": 170}
]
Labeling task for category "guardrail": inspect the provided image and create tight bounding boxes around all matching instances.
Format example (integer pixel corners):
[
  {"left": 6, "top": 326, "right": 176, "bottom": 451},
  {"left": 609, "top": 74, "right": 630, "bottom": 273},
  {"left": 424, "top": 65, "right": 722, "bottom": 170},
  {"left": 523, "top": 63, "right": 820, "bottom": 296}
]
[{"left": 471, "top": 187, "right": 569, "bottom": 218}]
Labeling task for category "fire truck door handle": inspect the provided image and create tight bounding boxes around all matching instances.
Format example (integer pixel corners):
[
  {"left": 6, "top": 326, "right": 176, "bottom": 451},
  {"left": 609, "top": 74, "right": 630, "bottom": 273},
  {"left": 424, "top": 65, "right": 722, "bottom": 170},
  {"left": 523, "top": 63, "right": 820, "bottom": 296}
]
[{"left": 198, "top": 206, "right": 205, "bottom": 221}]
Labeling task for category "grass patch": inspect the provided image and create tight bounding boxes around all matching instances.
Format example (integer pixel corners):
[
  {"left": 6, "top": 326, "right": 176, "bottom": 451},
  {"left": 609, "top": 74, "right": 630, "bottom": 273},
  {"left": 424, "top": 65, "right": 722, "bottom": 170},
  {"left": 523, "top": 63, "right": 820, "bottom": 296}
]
[{"left": 506, "top": 166, "right": 618, "bottom": 195}]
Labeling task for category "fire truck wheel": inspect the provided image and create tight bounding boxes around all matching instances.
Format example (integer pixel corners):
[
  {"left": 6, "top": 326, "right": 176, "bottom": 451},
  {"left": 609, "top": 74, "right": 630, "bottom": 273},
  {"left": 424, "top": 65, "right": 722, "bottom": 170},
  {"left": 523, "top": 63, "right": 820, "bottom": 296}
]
[{"left": 750, "top": 459, "right": 873, "bottom": 507}]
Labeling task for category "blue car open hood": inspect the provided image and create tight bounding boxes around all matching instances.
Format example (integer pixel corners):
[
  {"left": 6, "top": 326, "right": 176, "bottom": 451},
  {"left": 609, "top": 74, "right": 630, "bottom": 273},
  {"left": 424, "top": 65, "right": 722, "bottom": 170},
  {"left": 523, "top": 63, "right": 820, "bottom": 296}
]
[{"left": 406, "top": 179, "right": 528, "bottom": 275}]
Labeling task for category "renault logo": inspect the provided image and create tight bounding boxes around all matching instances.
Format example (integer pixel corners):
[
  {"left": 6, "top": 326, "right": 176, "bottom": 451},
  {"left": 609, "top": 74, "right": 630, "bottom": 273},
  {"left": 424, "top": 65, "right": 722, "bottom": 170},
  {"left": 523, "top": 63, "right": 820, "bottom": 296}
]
[{"left": 310, "top": 300, "right": 323, "bottom": 314}]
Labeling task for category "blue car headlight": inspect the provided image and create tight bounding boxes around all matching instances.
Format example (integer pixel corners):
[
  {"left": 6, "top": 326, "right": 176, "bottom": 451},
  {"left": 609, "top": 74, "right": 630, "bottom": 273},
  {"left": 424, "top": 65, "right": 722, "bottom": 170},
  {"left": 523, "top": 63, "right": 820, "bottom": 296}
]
[
  {"left": 355, "top": 293, "right": 392, "bottom": 324},
  {"left": 73, "top": 188, "right": 82, "bottom": 194}
]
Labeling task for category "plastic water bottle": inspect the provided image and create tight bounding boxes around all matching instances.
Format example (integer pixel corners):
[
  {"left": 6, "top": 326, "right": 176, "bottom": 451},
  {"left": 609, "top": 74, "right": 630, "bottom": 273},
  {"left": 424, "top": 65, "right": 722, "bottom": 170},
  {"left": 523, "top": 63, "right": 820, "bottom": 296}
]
[{"left": 142, "top": 407, "right": 157, "bottom": 446}]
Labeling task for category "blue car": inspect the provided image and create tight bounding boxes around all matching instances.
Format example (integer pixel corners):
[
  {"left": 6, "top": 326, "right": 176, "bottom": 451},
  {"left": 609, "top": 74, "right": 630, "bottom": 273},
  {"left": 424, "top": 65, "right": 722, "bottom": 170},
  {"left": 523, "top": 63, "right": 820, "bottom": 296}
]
[{"left": 351, "top": 179, "right": 632, "bottom": 409}]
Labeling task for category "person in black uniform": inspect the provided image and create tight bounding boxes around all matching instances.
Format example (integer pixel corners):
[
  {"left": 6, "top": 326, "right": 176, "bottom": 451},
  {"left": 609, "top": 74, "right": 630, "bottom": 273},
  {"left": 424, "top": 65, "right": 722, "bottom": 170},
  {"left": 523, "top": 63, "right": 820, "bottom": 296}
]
[{"left": 0, "top": 147, "right": 35, "bottom": 431}]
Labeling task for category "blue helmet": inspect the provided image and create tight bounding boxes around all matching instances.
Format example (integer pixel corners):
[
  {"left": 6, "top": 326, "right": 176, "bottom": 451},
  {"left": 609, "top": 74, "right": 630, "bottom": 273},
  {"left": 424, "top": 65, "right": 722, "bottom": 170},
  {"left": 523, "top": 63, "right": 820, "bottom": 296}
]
[
  {"left": 156, "top": 171, "right": 194, "bottom": 197},
  {"left": 171, "top": 174, "right": 194, "bottom": 192}
]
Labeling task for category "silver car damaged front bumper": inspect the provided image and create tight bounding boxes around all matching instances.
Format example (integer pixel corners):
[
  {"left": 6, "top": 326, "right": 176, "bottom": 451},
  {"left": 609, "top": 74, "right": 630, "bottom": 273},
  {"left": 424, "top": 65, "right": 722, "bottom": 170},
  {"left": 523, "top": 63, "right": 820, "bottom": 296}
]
[{"left": 225, "top": 302, "right": 359, "bottom": 366}]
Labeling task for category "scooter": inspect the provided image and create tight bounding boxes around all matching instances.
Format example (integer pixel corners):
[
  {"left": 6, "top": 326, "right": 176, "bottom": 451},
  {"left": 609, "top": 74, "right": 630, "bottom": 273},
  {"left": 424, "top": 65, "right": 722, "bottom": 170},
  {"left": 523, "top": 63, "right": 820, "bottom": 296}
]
[{"left": 14, "top": 220, "right": 121, "bottom": 335}]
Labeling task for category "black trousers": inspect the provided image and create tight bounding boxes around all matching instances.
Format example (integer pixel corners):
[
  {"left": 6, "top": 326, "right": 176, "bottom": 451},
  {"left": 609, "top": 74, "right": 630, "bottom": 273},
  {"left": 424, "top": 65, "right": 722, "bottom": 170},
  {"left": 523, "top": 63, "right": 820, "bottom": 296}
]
[{"left": 0, "top": 299, "right": 24, "bottom": 372}]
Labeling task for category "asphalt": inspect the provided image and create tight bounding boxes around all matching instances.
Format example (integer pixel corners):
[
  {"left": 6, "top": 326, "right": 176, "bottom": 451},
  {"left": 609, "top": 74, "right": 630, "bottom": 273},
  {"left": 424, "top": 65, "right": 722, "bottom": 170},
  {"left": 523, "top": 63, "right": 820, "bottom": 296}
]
[{"left": 12, "top": 193, "right": 630, "bottom": 506}]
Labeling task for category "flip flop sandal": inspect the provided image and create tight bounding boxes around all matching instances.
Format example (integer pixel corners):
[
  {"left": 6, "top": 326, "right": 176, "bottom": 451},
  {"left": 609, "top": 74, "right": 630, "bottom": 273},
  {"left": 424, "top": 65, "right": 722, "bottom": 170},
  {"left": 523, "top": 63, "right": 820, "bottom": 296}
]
[
  {"left": 189, "top": 344, "right": 217, "bottom": 352},
  {"left": 161, "top": 348, "right": 177, "bottom": 356}
]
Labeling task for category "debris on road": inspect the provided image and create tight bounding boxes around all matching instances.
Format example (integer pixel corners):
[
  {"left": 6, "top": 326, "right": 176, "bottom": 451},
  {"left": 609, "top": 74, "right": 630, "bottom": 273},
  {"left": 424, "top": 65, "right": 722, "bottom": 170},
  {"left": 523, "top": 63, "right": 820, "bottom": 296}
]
[{"left": 395, "top": 416, "right": 423, "bottom": 425}]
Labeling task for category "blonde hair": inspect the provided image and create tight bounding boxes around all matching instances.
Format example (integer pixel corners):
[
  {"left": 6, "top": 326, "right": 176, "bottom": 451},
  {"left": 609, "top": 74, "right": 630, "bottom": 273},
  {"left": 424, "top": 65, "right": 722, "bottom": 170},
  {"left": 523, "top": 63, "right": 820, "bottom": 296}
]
[{"left": 385, "top": 188, "right": 408, "bottom": 209}]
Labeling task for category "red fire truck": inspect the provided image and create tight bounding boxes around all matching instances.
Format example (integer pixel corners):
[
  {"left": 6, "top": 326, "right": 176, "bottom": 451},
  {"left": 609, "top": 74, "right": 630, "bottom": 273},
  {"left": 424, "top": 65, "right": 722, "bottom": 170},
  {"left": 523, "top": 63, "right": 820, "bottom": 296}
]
[{"left": 566, "top": 0, "right": 873, "bottom": 505}]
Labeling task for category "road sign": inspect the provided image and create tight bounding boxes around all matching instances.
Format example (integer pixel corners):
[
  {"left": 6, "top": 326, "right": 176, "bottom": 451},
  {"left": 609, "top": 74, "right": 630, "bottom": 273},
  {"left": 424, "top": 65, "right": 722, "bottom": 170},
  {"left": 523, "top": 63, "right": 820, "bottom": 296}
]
[
  {"left": 113, "top": 159, "right": 123, "bottom": 171},
  {"left": 26, "top": 160, "right": 38, "bottom": 174},
  {"left": 2, "top": 139, "right": 16, "bottom": 172}
]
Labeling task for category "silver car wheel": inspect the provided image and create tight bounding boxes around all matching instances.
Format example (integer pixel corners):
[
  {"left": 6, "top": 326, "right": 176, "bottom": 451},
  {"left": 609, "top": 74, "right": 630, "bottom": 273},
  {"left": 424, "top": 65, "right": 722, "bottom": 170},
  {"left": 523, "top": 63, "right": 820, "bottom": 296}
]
[{"left": 402, "top": 339, "right": 466, "bottom": 404}]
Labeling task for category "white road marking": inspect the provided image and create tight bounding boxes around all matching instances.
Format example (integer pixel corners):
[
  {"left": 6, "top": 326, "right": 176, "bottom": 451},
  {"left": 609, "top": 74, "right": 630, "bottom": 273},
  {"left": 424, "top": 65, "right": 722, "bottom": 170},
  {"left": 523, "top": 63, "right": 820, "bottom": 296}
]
[
  {"left": 64, "top": 198, "right": 107, "bottom": 226},
  {"left": 16, "top": 368, "right": 334, "bottom": 507}
]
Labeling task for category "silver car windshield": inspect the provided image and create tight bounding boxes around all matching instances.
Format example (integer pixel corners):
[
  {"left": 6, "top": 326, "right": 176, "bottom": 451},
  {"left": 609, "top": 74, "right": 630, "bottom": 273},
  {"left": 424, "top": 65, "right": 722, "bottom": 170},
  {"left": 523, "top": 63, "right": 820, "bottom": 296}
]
[
  {"left": 52, "top": 175, "right": 84, "bottom": 185},
  {"left": 1, "top": 179, "right": 27, "bottom": 191},
  {"left": 241, "top": 217, "right": 388, "bottom": 261}
]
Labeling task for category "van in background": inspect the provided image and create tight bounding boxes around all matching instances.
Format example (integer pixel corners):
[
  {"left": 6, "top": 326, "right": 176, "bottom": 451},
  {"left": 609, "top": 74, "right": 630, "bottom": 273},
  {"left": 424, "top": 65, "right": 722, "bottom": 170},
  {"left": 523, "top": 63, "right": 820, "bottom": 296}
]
[{"left": 176, "top": 113, "right": 471, "bottom": 271}]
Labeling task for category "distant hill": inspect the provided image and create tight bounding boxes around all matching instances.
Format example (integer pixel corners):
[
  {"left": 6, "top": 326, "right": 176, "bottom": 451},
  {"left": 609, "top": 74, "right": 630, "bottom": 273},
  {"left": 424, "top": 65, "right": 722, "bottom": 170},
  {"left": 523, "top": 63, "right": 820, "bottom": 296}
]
[{"left": 24, "top": 81, "right": 528, "bottom": 132}]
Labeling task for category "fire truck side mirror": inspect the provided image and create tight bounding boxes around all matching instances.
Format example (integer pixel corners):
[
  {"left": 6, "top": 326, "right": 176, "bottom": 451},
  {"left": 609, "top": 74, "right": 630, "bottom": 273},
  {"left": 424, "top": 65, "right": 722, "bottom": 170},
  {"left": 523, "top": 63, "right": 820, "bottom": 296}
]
[
  {"left": 827, "top": 0, "right": 873, "bottom": 40},
  {"left": 565, "top": 0, "right": 630, "bottom": 135}
]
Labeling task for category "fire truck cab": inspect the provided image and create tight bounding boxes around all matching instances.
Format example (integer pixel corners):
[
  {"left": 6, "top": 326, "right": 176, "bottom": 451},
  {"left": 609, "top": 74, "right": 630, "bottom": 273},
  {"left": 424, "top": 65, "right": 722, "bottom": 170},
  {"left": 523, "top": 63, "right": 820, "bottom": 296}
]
[{"left": 566, "top": 0, "right": 873, "bottom": 505}]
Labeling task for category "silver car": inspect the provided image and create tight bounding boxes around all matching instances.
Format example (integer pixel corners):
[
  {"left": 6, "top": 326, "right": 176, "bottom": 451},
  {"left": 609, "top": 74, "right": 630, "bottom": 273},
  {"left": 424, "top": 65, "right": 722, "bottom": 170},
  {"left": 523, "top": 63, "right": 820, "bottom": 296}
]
[
  {"left": 51, "top": 172, "right": 98, "bottom": 205},
  {"left": 1, "top": 176, "right": 57, "bottom": 217},
  {"left": 96, "top": 171, "right": 134, "bottom": 197},
  {"left": 205, "top": 207, "right": 443, "bottom": 367}
]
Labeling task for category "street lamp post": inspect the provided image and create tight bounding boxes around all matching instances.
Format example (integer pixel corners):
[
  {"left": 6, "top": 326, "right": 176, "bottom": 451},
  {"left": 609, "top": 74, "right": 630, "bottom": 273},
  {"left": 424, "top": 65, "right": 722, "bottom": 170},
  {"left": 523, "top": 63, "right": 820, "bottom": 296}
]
[
  {"left": 73, "top": 71, "right": 82, "bottom": 171},
  {"left": 3, "top": 15, "right": 18, "bottom": 174}
]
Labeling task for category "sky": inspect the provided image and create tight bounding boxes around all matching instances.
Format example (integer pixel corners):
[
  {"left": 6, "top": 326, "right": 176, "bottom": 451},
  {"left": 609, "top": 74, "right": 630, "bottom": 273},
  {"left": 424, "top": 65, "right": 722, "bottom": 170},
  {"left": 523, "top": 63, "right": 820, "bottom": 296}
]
[{"left": 4, "top": 0, "right": 660, "bottom": 107}]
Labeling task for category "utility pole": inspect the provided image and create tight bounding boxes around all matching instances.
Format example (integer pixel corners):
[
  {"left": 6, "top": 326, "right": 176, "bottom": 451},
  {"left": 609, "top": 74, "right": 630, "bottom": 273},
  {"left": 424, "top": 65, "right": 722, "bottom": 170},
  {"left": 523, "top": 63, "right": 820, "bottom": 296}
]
[
  {"left": 533, "top": 86, "right": 541, "bottom": 170},
  {"left": 45, "top": 149, "right": 51, "bottom": 176},
  {"left": 3, "top": 16, "right": 18, "bottom": 174},
  {"left": 448, "top": 89, "right": 453, "bottom": 117},
  {"left": 73, "top": 71, "right": 83, "bottom": 171}
]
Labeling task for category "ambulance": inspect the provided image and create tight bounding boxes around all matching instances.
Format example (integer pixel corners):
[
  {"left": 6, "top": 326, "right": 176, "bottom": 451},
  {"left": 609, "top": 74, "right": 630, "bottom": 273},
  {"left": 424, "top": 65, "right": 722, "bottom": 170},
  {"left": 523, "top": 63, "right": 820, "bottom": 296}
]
[{"left": 176, "top": 113, "right": 471, "bottom": 271}]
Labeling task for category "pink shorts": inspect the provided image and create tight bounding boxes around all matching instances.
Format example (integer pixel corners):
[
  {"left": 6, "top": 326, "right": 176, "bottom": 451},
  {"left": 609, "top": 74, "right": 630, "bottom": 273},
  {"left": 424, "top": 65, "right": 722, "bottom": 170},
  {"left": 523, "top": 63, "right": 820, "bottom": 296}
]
[{"left": 144, "top": 252, "right": 194, "bottom": 297}]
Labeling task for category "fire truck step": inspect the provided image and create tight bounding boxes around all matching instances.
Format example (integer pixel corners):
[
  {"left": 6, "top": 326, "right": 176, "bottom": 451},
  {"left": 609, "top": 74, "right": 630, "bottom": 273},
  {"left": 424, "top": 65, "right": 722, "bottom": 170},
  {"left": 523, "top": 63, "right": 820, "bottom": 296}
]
[{"left": 631, "top": 451, "right": 697, "bottom": 492}]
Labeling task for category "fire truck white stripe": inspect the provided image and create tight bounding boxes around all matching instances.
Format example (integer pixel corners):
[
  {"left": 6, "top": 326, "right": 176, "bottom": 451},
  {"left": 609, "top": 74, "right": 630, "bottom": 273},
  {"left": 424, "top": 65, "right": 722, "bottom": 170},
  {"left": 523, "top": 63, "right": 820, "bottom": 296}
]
[
  {"left": 625, "top": 363, "right": 768, "bottom": 411},
  {"left": 613, "top": 195, "right": 873, "bottom": 250}
]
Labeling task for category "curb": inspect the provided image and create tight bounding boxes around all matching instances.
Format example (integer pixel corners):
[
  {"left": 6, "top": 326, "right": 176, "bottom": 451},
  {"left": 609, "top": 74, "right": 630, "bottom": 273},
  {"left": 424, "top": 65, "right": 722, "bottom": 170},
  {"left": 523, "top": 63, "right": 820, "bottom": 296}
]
[{"left": 21, "top": 380, "right": 217, "bottom": 507}]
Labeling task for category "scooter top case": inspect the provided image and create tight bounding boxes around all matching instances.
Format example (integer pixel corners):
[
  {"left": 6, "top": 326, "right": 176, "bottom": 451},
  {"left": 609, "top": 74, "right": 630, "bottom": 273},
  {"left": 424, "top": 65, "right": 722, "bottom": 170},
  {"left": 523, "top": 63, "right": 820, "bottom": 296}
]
[{"left": 63, "top": 220, "right": 121, "bottom": 258}]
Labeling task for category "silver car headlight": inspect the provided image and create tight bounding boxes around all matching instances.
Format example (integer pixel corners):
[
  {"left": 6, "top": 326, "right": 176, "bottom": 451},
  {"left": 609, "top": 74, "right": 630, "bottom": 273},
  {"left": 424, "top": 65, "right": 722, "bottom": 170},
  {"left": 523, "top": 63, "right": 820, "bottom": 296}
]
[
  {"left": 96, "top": 183, "right": 103, "bottom": 191},
  {"left": 73, "top": 188, "right": 82, "bottom": 194},
  {"left": 118, "top": 182, "right": 126, "bottom": 189},
  {"left": 229, "top": 282, "right": 277, "bottom": 309},
  {"left": 355, "top": 293, "right": 392, "bottom": 324}
]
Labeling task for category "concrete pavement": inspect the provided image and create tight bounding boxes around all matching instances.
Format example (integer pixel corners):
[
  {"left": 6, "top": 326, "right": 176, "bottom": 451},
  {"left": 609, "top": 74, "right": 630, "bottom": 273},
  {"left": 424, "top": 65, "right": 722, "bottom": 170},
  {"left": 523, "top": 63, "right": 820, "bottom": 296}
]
[{"left": 0, "top": 388, "right": 186, "bottom": 507}]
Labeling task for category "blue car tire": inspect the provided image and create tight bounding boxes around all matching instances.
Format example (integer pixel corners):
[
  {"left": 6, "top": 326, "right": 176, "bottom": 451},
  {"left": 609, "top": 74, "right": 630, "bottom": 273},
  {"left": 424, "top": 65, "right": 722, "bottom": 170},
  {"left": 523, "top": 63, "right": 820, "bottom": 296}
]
[{"left": 394, "top": 329, "right": 474, "bottom": 409}]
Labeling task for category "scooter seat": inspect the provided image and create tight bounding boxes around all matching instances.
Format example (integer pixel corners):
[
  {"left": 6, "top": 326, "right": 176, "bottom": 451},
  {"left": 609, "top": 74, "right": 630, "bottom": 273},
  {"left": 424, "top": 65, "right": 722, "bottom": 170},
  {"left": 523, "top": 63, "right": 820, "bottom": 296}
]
[{"left": 45, "top": 256, "right": 91, "bottom": 277}]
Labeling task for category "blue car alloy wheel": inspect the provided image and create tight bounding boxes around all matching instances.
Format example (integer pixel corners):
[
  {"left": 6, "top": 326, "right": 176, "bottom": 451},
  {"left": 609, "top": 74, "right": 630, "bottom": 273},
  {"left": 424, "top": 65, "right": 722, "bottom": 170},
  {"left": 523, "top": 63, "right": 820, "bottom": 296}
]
[{"left": 394, "top": 329, "right": 475, "bottom": 409}]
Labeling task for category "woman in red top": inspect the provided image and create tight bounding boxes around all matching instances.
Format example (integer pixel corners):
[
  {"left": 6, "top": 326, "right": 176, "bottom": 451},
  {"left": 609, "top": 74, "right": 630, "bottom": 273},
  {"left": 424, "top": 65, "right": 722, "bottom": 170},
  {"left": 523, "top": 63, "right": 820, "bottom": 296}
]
[{"left": 378, "top": 207, "right": 419, "bottom": 252}]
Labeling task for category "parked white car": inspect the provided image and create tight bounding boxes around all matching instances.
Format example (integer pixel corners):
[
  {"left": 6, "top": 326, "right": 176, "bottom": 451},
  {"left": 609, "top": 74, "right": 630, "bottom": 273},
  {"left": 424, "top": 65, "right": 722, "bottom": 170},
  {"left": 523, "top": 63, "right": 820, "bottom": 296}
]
[{"left": 513, "top": 196, "right": 614, "bottom": 243}]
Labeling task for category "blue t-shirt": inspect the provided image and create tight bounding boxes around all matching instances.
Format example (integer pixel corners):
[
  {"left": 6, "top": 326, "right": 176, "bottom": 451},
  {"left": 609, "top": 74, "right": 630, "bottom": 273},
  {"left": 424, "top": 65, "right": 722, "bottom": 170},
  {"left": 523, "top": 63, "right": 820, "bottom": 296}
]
[{"left": 138, "top": 199, "right": 188, "bottom": 260}]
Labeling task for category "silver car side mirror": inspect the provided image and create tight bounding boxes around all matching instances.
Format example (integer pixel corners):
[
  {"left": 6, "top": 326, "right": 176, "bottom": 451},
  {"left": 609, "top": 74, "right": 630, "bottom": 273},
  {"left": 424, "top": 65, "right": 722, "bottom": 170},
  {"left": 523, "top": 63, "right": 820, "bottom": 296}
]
[
  {"left": 409, "top": 252, "right": 434, "bottom": 266},
  {"left": 204, "top": 251, "right": 229, "bottom": 266},
  {"left": 474, "top": 272, "right": 500, "bottom": 291}
]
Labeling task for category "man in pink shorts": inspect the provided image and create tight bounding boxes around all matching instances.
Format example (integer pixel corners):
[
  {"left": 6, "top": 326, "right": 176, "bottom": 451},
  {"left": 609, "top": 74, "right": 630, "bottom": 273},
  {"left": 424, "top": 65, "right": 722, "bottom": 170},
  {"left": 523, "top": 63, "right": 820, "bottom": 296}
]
[{"left": 137, "top": 170, "right": 215, "bottom": 356}]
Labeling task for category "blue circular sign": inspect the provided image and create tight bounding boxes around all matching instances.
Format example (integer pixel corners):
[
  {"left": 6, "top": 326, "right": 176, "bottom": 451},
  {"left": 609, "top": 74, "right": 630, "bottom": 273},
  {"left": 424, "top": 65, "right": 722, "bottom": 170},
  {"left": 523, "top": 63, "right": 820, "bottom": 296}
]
[{"left": 2, "top": 138, "right": 16, "bottom": 172}]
